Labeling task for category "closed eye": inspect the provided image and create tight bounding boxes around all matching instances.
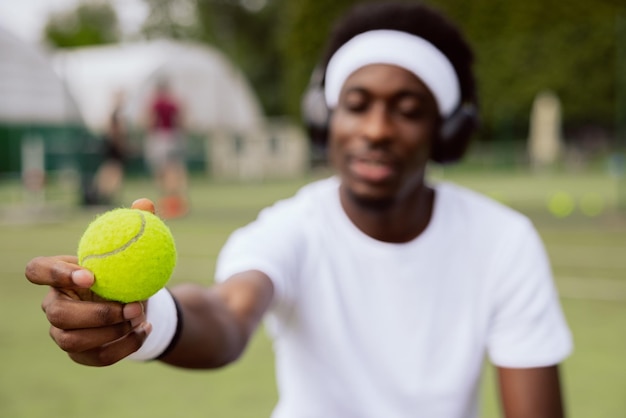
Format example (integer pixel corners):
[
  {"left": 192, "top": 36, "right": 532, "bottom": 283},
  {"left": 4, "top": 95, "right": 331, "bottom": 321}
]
[
  {"left": 394, "top": 92, "right": 428, "bottom": 119},
  {"left": 342, "top": 88, "right": 370, "bottom": 113}
]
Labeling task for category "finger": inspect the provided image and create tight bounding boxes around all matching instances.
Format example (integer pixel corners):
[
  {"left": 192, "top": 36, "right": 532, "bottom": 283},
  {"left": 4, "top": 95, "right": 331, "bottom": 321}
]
[
  {"left": 50, "top": 320, "right": 133, "bottom": 353},
  {"left": 43, "top": 289, "right": 144, "bottom": 330},
  {"left": 25, "top": 256, "right": 93, "bottom": 289},
  {"left": 131, "top": 198, "right": 155, "bottom": 214},
  {"left": 67, "top": 322, "right": 152, "bottom": 367}
]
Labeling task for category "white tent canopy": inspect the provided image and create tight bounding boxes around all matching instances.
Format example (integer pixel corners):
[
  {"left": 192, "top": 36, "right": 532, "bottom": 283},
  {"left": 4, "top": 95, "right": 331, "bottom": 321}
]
[
  {"left": 0, "top": 26, "right": 82, "bottom": 124},
  {"left": 52, "top": 39, "right": 265, "bottom": 134}
]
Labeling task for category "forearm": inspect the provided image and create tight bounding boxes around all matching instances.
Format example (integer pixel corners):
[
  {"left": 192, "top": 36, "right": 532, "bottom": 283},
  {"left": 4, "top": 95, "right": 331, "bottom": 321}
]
[
  {"left": 156, "top": 283, "right": 246, "bottom": 368},
  {"left": 156, "top": 272, "right": 274, "bottom": 369},
  {"left": 498, "top": 365, "right": 565, "bottom": 418}
]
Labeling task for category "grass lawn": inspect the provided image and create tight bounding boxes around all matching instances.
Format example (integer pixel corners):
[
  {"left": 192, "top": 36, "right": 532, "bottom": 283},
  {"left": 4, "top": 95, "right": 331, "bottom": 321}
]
[{"left": 1, "top": 167, "right": 625, "bottom": 417}]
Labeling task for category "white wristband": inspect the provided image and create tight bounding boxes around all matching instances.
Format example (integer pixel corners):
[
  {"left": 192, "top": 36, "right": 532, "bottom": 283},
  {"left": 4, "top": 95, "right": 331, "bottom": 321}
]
[{"left": 127, "top": 288, "right": 179, "bottom": 361}]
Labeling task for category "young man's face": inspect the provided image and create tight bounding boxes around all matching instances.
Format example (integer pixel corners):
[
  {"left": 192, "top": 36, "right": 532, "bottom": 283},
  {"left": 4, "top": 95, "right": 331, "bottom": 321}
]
[{"left": 328, "top": 64, "right": 440, "bottom": 208}]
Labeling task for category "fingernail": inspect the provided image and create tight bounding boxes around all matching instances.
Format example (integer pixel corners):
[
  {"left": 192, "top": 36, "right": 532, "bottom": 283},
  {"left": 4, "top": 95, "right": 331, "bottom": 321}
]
[
  {"left": 136, "top": 322, "right": 152, "bottom": 336},
  {"left": 123, "top": 302, "right": 144, "bottom": 320},
  {"left": 130, "top": 316, "right": 143, "bottom": 328},
  {"left": 71, "top": 270, "right": 94, "bottom": 287}
]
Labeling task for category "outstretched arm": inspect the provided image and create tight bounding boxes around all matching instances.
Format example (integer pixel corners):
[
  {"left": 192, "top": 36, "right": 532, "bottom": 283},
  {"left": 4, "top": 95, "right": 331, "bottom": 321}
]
[
  {"left": 157, "top": 271, "right": 274, "bottom": 368},
  {"left": 132, "top": 197, "right": 275, "bottom": 368},
  {"left": 497, "top": 365, "right": 566, "bottom": 418}
]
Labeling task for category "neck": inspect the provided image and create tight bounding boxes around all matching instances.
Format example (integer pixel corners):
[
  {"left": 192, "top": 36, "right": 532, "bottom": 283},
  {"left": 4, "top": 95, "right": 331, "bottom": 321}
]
[{"left": 340, "top": 181, "right": 435, "bottom": 243}]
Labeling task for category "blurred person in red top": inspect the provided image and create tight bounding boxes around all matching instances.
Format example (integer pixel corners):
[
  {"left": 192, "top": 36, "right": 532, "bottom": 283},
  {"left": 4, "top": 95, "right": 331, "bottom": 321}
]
[{"left": 144, "top": 78, "right": 189, "bottom": 219}]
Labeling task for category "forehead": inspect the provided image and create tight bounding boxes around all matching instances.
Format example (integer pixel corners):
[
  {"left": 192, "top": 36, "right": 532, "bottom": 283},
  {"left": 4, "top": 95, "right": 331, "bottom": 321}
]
[{"left": 341, "top": 64, "right": 434, "bottom": 99}]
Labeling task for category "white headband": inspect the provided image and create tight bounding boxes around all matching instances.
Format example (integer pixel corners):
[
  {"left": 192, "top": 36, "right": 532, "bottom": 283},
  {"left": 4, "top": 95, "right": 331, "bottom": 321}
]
[{"left": 324, "top": 30, "right": 461, "bottom": 117}]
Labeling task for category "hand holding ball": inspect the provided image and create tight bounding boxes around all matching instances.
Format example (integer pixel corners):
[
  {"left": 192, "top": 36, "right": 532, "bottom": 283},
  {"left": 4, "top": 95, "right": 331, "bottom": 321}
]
[{"left": 77, "top": 207, "right": 177, "bottom": 303}]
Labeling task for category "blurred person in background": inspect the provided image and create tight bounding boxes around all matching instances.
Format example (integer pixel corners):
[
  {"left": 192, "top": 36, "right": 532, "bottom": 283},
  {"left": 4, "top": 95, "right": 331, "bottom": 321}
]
[
  {"left": 25, "top": 2, "right": 572, "bottom": 417},
  {"left": 83, "top": 89, "right": 128, "bottom": 206},
  {"left": 144, "top": 78, "right": 189, "bottom": 219}
]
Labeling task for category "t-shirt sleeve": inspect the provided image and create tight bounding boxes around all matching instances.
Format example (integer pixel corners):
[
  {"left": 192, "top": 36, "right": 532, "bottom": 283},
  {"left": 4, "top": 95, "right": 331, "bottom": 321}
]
[
  {"left": 487, "top": 219, "right": 573, "bottom": 368},
  {"left": 214, "top": 199, "right": 303, "bottom": 305}
]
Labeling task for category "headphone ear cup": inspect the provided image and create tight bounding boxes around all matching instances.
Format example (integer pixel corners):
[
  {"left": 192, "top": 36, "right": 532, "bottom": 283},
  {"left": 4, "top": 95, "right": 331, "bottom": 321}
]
[
  {"left": 432, "top": 103, "right": 479, "bottom": 164},
  {"left": 301, "top": 82, "right": 329, "bottom": 131},
  {"left": 301, "top": 66, "right": 330, "bottom": 159}
]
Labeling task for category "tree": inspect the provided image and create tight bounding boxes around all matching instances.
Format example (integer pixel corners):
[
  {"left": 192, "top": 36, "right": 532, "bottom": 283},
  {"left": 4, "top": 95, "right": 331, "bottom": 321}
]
[
  {"left": 436, "top": 0, "right": 624, "bottom": 141},
  {"left": 195, "top": 0, "right": 289, "bottom": 116},
  {"left": 44, "top": 1, "right": 120, "bottom": 48},
  {"left": 281, "top": 0, "right": 359, "bottom": 121}
]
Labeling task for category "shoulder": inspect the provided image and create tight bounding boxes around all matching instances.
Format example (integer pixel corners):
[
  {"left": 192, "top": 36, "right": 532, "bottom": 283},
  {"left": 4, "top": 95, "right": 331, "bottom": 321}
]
[
  {"left": 436, "top": 182, "right": 530, "bottom": 224},
  {"left": 256, "top": 176, "right": 339, "bottom": 223},
  {"left": 215, "top": 177, "right": 338, "bottom": 287},
  {"left": 433, "top": 181, "right": 536, "bottom": 244},
  {"left": 222, "top": 177, "right": 338, "bottom": 244}
]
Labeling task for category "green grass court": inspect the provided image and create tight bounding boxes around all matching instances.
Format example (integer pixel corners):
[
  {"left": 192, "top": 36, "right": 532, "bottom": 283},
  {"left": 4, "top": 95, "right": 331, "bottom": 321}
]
[{"left": 1, "top": 168, "right": 625, "bottom": 417}]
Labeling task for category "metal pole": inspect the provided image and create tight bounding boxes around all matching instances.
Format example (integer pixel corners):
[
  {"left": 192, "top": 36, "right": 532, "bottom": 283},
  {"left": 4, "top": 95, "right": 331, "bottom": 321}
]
[{"left": 616, "top": 13, "right": 626, "bottom": 211}]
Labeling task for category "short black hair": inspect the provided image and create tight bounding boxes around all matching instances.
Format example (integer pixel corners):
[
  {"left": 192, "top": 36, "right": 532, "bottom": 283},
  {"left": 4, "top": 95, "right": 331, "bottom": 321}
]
[{"left": 321, "top": 1, "right": 477, "bottom": 106}]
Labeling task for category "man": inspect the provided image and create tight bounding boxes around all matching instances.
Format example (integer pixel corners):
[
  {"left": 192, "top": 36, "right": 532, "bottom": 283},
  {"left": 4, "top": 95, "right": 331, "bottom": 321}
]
[
  {"left": 25, "top": 2, "right": 572, "bottom": 417},
  {"left": 144, "top": 78, "right": 189, "bottom": 219}
]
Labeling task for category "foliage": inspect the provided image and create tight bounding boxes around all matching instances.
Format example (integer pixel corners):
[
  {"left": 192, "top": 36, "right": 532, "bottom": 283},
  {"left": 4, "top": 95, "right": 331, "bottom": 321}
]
[
  {"left": 194, "top": 0, "right": 288, "bottom": 116},
  {"left": 435, "top": 0, "right": 624, "bottom": 141},
  {"left": 44, "top": 1, "right": 120, "bottom": 48},
  {"left": 280, "top": 0, "right": 361, "bottom": 120}
]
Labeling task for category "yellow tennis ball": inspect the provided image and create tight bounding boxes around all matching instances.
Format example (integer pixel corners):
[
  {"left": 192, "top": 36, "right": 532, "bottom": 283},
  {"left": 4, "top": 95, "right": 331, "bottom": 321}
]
[
  {"left": 547, "top": 191, "right": 575, "bottom": 218},
  {"left": 77, "top": 208, "right": 177, "bottom": 303}
]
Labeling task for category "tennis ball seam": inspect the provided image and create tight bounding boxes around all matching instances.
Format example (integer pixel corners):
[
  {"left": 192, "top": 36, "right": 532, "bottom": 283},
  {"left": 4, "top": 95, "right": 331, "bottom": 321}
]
[{"left": 80, "top": 211, "right": 146, "bottom": 264}]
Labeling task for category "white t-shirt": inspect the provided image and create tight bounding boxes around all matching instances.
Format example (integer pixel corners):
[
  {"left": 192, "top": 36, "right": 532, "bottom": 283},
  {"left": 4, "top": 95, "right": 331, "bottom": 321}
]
[{"left": 215, "top": 176, "right": 573, "bottom": 418}]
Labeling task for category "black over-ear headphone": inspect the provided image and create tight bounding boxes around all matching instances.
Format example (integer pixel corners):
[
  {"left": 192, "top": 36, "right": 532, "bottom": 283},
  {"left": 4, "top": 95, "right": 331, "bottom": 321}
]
[{"left": 301, "top": 65, "right": 480, "bottom": 164}]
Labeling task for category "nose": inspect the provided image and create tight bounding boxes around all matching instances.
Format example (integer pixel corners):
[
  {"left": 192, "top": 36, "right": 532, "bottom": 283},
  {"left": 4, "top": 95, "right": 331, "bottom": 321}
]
[{"left": 361, "top": 103, "right": 393, "bottom": 144}]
